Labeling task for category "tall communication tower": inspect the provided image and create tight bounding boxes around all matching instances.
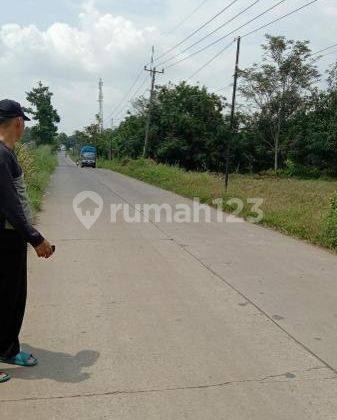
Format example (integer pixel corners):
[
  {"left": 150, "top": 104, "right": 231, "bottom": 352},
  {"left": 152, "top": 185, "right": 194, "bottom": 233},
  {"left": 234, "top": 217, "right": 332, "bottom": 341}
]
[{"left": 98, "top": 78, "right": 104, "bottom": 132}]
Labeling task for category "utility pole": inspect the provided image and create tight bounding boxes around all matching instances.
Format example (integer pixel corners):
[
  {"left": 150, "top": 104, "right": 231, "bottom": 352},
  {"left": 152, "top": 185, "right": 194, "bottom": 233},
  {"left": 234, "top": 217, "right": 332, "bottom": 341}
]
[
  {"left": 110, "top": 117, "right": 114, "bottom": 160},
  {"left": 225, "top": 36, "right": 241, "bottom": 191},
  {"left": 98, "top": 78, "right": 104, "bottom": 133},
  {"left": 143, "top": 46, "right": 164, "bottom": 158}
]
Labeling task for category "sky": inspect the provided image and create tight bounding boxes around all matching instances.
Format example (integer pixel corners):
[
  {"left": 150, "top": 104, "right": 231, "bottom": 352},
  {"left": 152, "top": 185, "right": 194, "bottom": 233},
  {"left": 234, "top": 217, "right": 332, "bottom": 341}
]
[{"left": 0, "top": 0, "right": 336, "bottom": 134}]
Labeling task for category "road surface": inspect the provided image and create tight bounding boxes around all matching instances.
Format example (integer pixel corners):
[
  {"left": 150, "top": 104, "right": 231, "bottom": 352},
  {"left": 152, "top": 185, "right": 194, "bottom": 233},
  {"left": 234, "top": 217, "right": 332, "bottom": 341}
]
[{"left": 2, "top": 152, "right": 337, "bottom": 419}]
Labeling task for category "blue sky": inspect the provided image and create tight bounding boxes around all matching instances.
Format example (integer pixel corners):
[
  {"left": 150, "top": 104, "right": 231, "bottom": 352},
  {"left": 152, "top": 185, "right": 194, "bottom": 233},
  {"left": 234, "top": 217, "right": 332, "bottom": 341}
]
[{"left": 0, "top": 0, "right": 336, "bottom": 133}]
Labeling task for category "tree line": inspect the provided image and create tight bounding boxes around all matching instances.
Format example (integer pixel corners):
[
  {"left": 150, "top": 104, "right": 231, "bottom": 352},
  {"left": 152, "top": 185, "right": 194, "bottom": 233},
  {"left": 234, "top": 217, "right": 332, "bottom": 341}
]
[{"left": 71, "top": 34, "right": 337, "bottom": 177}]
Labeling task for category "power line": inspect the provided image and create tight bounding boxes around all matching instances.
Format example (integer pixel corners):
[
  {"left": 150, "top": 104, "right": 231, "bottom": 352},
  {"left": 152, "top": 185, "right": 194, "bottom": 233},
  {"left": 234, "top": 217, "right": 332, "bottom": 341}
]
[
  {"left": 109, "top": 46, "right": 154, "bottom": 122},
  {"left": 112, "top": 0, "right": 320, "bottom": 126},
  {"left": 131, "top": 76, "right": 149, "bottom": 100},
  {"left": 163, "top": 0, "right": 209, "bottom": 35},
  {"left": 194, "top": 0, "right": 320, "bottom": 81},
  {"left": 113, "top": 75, "right": 148, "bottom": 122},
  {"left": 164, "top": 0, "right": 320, "bottom": 92},
  {"left": 210, "top": 80, "right": 234, "bottom": 93},
  {"left": 187, "top": 40, "right": 235, "bottom": 81},
  {"left": 111, "top": 0, "right": 242, "bottom": 123},
  {"left": 154, "top": 0, "right": 241, "bottom": 63},
  {"left": 109, "top": 67, "right": 144, "bottom": 120},
  {"left": 166, "top": 0, "right": 319, "bottom": 70},
  {"left": 118, "top": 78, "right": 148, "bottom": 117},
  {"left": 312, "top": 42, "right": 337, "bottom": 56},
  {"left": 316, "top": 50, "right": 337, "bottom": 61},
  {"left": 241, "top": 0, "right": 319, "bottom": 38},
  {"left": 181, "top": 0, "right": 260, "bottom": 56},
  {"left": 159, "top": 0, "right": 261, "bottom": 67},
  {"left": 164, "top": 0, "right": 288, "bottom": 70},
  {"left": 111, "top": 46, "right": 154, "bottom": 120}
]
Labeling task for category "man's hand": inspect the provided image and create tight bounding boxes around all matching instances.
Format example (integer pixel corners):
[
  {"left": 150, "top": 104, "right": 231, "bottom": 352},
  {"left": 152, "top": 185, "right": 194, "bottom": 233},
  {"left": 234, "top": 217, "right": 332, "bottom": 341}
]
[{"left": 34, "top": 239, "right": 54, "bottom": 259}]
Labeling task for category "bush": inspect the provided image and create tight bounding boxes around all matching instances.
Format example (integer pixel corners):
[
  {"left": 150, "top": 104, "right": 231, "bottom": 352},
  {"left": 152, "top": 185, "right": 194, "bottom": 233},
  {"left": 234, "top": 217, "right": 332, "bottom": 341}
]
[
  {"left": 320, "top": 194, "right": 337, "bottom": 249},
  {"left": 99, "top": 157, "right": 337, "bottom": 252},
  {"left": 17, "top": 145, "right": 57, "bottom": 214},
  {"left": 15, "top": 143, "right": 35, "bottom": 184},
  {"left": 282, "top": 159, "right": 321, "bottom": 179}
]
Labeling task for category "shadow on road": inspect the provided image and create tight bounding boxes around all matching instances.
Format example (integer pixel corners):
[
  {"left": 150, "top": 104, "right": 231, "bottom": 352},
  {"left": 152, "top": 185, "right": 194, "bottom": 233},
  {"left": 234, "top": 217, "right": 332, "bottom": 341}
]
[{"left": 2, "top": 344, "right": 100, "bottom": 383}]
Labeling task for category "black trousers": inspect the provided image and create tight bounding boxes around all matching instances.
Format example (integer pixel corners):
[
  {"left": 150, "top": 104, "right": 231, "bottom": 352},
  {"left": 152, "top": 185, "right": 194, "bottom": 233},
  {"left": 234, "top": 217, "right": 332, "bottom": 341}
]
[{"left": 0, "top": 230, "right": 27, "bottom": 358}]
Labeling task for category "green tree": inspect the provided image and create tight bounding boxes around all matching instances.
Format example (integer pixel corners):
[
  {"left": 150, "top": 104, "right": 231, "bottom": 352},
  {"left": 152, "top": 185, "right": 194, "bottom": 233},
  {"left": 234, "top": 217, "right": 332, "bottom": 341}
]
[
  {"left": 327, "top": 61, "right": 337, "bottom": 91},
  {"left": 239, "top": 35, "right": 319, "bottom": 171},
  {"left": 152, "top": 82, "right": 228, "bottom": 170},
  {"left": 287, "top": 65, "right": 337, "bottom": 176},
  {"left": 57, "top": 132, "right": 69, "bottom": 148},
  {"left": 21, "top": 126, "right": 33, "bottom": 145},
  {"left": 116, "top": 82, "right": 229, "bottom": 171},
  {"left": 113, "top": 114, "right": 147, "bottom": 158},
  {"left": 83, "top": 122, "right": 106, "bottom": 155},
  {"left": 26, "top": 81, "right": 60, "bottom": 146},
  {"left": 73, "top": 130, "right": 89, "bottom": 154}
]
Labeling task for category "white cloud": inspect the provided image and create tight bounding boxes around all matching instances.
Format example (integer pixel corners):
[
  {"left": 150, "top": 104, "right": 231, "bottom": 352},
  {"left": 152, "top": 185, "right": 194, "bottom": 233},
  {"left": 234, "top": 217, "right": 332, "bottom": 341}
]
[
  {"left": 0, "top": 1, "right": 155, "bottom": 77},
  {"left": 0, "top": 1, "right": 157, "bottom": 132},
  {"left": 0, "top": 0, "right": 336, "bottom": 133}
]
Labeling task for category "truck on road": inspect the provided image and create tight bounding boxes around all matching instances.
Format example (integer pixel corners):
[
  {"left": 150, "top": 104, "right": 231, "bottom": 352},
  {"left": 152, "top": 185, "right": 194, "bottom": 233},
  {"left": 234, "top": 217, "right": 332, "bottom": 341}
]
[{"left": 80, "top": 145, "right": 97, "bottom": 168}]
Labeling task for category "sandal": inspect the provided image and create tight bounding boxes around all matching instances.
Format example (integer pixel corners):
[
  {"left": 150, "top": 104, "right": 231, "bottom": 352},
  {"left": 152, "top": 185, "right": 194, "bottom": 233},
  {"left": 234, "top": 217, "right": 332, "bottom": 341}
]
[
  {"left": 0, "top": 351, "right": 38, "bottom": 367},
  {"left": 0, "top": 372, "right": 11, "bottom": 383}
]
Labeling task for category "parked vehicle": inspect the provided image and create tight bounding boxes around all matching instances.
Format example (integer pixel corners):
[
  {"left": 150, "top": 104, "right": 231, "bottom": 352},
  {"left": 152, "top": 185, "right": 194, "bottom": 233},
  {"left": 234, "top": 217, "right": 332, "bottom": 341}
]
[{"left": 80, "top": 145, "right": 97, "bottom": 168}]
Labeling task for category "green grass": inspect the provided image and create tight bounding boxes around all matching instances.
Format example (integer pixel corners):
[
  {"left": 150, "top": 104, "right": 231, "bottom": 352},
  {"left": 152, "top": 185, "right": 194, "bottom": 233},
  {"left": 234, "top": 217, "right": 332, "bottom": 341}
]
[
  {"left": 17, "top": 145, "right": 58, "bottom": 214},
  {"left": 98, "top": 158, "right": 337, "bottom": 250}
]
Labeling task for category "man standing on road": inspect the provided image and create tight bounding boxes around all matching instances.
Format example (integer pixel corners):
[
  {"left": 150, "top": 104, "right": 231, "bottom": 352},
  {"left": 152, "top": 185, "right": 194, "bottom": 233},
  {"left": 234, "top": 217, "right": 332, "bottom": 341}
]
[{"left": 0, "top": 100, "right": 54, "bottom": 383}]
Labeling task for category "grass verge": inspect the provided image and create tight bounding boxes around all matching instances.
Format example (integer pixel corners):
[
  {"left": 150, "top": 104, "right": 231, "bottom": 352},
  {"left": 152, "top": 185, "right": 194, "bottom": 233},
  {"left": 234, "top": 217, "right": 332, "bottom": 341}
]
[
  {"left": 98, "top": 158, "right": 337, "bottom": 251},
  {"left": 16, "top": 145, "right": 58, "bottom": 214}
]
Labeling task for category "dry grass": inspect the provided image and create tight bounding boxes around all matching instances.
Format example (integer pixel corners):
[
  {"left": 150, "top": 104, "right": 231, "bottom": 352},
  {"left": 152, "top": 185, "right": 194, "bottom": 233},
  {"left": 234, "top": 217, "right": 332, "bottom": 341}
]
[
  {"left": 225, "top": 174, "right": 335, "bottom": 243},
  {"left": 16, "top": 145, "right": 57, "bottom": 213},
  {"left": 99, "top": 158, "right": 337, "bottom": 249}
]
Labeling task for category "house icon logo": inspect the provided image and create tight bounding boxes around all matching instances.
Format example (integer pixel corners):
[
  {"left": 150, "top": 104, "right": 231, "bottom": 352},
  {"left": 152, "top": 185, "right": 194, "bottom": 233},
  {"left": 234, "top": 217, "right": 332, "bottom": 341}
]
[{"left": 73, "top": 191, "right": 104, "bottom": 230}]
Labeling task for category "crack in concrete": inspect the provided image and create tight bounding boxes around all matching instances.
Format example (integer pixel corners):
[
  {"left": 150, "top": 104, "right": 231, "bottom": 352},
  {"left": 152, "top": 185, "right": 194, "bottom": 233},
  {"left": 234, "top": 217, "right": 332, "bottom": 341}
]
[
  {"left": 259, "top": 365, "right": 326, "bottom": 381},
  {"left": 1, "top": 371, "right": 336, "bottom": 404}
]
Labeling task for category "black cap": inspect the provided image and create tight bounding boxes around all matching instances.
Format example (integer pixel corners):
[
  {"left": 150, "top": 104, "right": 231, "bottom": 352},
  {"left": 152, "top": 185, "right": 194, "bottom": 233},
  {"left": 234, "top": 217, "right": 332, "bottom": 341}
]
[{"left": 0, "top": 99, "right": 31, "bottom": 122}]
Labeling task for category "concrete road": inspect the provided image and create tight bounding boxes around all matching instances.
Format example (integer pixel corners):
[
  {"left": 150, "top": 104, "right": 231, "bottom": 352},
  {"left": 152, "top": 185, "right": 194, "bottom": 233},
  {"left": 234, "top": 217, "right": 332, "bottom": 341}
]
[{"left": 2, "top": 152, "right": 337, "bottom": 419}]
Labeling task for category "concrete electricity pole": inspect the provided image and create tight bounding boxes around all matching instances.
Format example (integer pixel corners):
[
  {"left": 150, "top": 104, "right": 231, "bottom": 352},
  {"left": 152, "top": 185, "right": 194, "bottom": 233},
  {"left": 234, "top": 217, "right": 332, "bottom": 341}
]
[
  {"left": 143, "top": 47, "right": 164, "bottom": 158},
  {"left": 98, "top": 78, "right": 104, "bottom": 133},
  {"left": 225, "top": 36, "right": 241, "bottom": 192}
]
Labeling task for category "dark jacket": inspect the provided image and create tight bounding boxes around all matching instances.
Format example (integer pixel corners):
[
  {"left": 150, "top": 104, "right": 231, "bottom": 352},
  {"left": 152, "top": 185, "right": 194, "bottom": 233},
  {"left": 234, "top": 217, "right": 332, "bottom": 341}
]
[{"left": 0, "top": 141, "right": 44, "bottom": 247}]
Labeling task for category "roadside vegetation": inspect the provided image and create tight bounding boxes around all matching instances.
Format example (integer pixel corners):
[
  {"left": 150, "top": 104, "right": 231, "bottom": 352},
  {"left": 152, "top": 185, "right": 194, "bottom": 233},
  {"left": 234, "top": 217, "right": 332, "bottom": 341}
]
[
  {"left": 69, "top": 35, "right": 337, "bottom": 177},
  {"left": 14, "top": 81, "right": 60, "bottom": 213},
  {"left": 99, "top": 158, "right": 337, "bottom": 251},
  {"left": 64, "top": 34, "right": 337, "bottom": 250},
  {"left": 16, "top": 145, "right": 57, "bottom": 214}
]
